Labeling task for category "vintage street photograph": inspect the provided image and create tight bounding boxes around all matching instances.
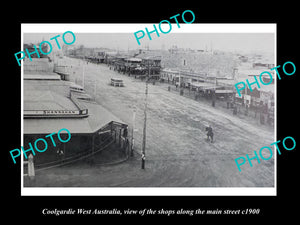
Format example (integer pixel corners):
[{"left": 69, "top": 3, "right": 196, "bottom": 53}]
[{"left": 21, "top": 24, "right": 275, "bottom": 195}]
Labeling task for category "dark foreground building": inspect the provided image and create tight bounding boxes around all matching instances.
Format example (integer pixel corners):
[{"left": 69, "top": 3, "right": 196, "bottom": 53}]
[{"left": 23, "top": 58, "right": 129, "bottom": 170}]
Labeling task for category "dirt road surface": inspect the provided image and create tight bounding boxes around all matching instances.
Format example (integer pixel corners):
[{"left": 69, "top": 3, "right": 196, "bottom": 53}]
[{"left": 35, "top": 58, "right": 275, "bottom": 187}]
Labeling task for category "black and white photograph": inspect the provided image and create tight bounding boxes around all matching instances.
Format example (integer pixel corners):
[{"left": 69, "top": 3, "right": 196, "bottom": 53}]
[
  {"left": 4, "top": 3, "right": 298, "bottom": 220},
  {"left": 21, "top": 24, "right": 276, "bottom": 195}
]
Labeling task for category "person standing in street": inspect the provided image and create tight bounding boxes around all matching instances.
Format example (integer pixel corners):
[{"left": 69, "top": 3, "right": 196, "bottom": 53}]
[
  {"left": 206, "top": 125, "right": 214, "bottom": 143},
  {"left": 28, "top": 153, "right": 35, "bottom": 180},
  {"left": 57, "top": 146, "right": 65, "bottom": 164}
]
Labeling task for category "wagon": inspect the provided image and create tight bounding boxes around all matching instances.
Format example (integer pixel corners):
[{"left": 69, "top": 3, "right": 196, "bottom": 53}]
[{"left": 111, "top": 78, "right": 124, "bottom": 87}]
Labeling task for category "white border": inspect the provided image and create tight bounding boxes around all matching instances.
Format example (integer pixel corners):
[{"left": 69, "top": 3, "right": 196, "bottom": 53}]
[
  {"left": 21, "top": 25, "right": 24, "bottom": 190},
  {"left": 21, "top": 23, "right": 277, "bottom": 196},
  {"left": 21, "top": 23, "right": 276, "bottom": 33},
  {"left": 22, "top": 187, "right": 275, "bottom": 196}
]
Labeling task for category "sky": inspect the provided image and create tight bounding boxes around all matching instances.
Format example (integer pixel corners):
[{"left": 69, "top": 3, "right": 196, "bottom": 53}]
[{"left": 24, "top": 33, "right": 275, "bottom": 54}]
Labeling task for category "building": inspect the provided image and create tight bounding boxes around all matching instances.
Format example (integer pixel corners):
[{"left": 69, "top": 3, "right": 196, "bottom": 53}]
[
  {"left": 105, "top": 51, "right": 118, "bottom": 65},
  {"left": 107, "top": 51, "right": 162, "bottom": 79},
  {"left": 160, "top": 68, "right": 180, "bottom": 83},
  {"left": 65, "top": 45, "right": 94, "bottom": 59},
  {"left": 161, "top": 49, "right": 236, "bottom": 78},
  {"left": 139, "top": 55, "right": 161, "bottom": 79},
  {"left": 234, "top": 69, "right": 274, "bottom": 125},
  {"left": 24, "top": 43, "right": 50, "bottom": 59},
  {"left": 124, "top": 57, "right": 142, "bottom": 75},
  {"left": 129, "top": 51, "right": 162, "bottom": 79},
  {"left": 160, "top": 68, "right": 235, "bottom": 98},
  {"left": 235, "top": 68, "right": 275, "bottom": 106},
  {"left": 23, "top": 58, "right": 129, "bottom": 169}
]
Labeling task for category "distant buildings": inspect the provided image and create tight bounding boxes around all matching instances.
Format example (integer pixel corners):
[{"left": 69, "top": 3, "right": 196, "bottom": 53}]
[
  {"left": 62, "top": 45, "right": 274, "bottom": 118},
  {"left": 24, "top": 43, "right": 50, "bottom": 59},
  {"left": 234, "top": 63, "right": 275, "bottom": 122}
]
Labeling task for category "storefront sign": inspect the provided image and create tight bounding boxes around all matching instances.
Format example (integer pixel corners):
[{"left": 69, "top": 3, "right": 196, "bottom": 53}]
[
  {"left": 24, "top": 110, "right": 80, "bottom": 117},
  {"left": 43, "top": 110, "right": 77, "bottom": 115}
]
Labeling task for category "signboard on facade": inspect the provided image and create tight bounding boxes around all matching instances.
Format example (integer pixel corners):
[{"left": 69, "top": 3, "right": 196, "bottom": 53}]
[
  {"left": 24, "top": 110, "right": 80, "bottom": 117},
  {"left": 43, "top": 110, "right": 77, "bottom": 115}
]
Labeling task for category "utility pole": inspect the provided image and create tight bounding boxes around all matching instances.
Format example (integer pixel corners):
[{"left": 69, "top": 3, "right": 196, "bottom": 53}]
[
  {"left": 131, "top": 108, "right": 136, "bottom": 157},
  {"left": 141, "top": 79, "right": 148, "bottom": 169},
  {"left": 141, "top": 60, "right": 150, "bottom": 169},
  {"left": 82, "top": 64, "right": 85, "bottom": 89},
  {"left": 94, "top": 77, "right": 97, "bottom": 101}
]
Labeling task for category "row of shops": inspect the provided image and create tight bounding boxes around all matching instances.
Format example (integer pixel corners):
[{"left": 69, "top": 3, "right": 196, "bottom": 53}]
[
  {"left": 66, "top": 49, "right": 275, "bottom": 121},
  {"left": 160, "top": 68, "right": 236, "bottom": 99},
  {"left": 106, "top": 55, "right": 161, "bottom": 79},
  {"left": 67, "top": 49, "right": 162, "bottom": 79}
]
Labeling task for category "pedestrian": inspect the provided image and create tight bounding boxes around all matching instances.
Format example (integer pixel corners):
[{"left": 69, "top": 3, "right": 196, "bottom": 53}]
[
  {"left": 233, "top": 104, "right": 238, "bottom": 115},
  {"left": 180, "top": 88, "right": 184, "bottom": 96},
  {"left": 260, "top": 113, "right": 265, "bottom": 125},
  {"left": 245, "top": 103, "right": 249, "bottom": 116},
  {"left": 123, "top": 126, "right": 128, "bottom": 138},
  {"left": 57, "top": 147, "right": 64, "bottom": 163},
  {"left": 28, "top": 153, "right": 35, "bottom": 180},
  {"left": 206, "top": 125, "right": 214, "bottom": 143}
]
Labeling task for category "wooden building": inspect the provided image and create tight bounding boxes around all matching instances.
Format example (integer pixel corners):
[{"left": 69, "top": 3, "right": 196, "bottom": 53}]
[{"left": 23, "top": 59, "right": 129, "bottom": 169}]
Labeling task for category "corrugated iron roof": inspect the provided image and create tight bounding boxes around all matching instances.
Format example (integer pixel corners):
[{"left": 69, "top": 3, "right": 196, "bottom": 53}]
[
  {"left": 23, "top": 79, "right": 125, "bottom": 134},
  {"left": 24, "top": 73, "right": 61, "bottom": 80},
  {"left": 23, "top": 101, "right": 124, "bottom": 134}
]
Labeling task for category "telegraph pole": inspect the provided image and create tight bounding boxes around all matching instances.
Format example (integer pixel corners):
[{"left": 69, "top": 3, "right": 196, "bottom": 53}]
[
  {"left": 131, "top": 108, "right": 136, "bottom": 157},
  {"left": 141, "top": 83, "right": 147, "bottom": 169},
  {"left": 141, "top": 61, "right": 150, "bottom": 169},
  {"left": 82, "top": 63, "right": 85, "bottom": 89},
  {"left": 94, "top": 76, "right": 97, "bottom": 101}
]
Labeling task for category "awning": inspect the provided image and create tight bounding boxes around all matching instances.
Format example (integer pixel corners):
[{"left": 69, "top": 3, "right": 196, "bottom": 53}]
[
  {"left": 191, "top": 82, "right": 216, "bottom": 89},
  {"left": 24, "top": 73, "right": 61, "bottom": 80},
  {"left": 215, "top": 90, "right": 235, "bottom": 94},
  {"left": 24, "top": 101, "right": 125, "bottom": 135},
  {"left": 126, "top": 58, "right": 142, "bottom": 62}
]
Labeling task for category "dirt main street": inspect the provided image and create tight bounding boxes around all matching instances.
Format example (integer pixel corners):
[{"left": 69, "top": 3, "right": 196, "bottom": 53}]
[{"left": 35, "top": 57, "right": 275, "bottom": 187}]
